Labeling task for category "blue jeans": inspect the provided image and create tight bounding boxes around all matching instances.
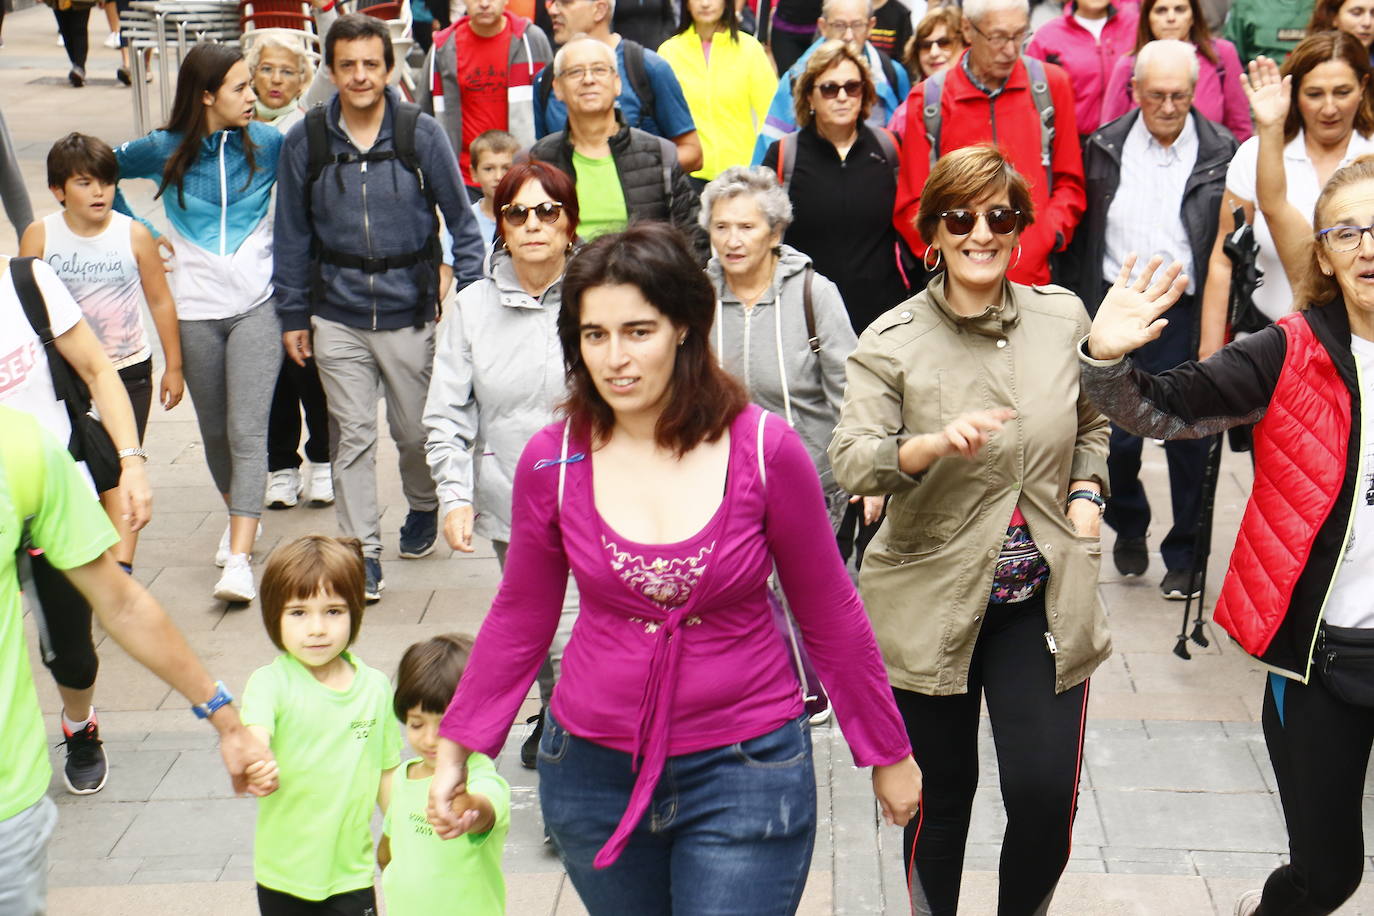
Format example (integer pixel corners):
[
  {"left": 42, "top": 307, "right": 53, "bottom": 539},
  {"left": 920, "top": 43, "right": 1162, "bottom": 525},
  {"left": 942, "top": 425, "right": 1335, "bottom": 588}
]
[{"left": 538, "top": 710, "right": 817, "bottom": 915}]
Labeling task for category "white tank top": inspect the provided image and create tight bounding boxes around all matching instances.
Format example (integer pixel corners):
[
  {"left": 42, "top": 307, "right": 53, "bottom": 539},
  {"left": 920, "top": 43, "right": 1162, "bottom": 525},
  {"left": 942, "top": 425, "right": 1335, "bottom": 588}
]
[{"left": 42, "top": 211, "right": 150, "bottom": 370}]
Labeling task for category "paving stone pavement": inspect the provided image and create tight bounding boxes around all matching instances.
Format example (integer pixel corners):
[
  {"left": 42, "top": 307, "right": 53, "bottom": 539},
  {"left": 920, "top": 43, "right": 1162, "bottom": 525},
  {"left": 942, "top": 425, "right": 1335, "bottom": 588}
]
[{"left": 4, "top": 8, "right": 1374, "bottom": 913}]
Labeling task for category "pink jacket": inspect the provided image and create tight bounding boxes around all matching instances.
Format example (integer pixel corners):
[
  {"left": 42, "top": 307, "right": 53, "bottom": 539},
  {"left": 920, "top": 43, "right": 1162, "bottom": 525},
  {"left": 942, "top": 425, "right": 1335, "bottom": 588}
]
[
  {"left": 1100, "top": 39, "right": 1253, "bottom": 142},
  {"left": 1027, "top": 2, "right": 1140, "bottom": 136},
  {"left": 440, "top": 405, "right": 911, "bottom": 867}
]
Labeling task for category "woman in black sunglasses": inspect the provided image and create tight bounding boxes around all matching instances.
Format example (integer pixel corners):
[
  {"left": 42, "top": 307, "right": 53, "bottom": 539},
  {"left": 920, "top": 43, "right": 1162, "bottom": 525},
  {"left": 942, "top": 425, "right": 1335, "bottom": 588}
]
[
  {"left": 422, "top": 159, "right": 583, "bottom": 757},
  {"left": 831, "top": 143, "right": 1111, "bottom": 916}
]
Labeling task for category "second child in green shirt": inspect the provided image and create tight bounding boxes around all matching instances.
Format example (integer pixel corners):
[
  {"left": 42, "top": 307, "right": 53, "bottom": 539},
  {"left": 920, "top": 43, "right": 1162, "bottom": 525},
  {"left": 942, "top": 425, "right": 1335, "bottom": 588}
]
[
  {"left": 241, "top": 536, "right": 402, "bottom": 915},
  {"left": 380, "top": 634, "right": 511, "bottom": 915}
]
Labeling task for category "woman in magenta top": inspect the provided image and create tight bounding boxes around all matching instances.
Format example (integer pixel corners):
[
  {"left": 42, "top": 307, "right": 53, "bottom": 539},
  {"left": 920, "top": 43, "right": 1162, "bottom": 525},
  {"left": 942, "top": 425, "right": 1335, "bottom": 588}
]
[
  {"left": 425, "top": 222, "right": 920, "bottom": 913},
  {"left": 1100, "top": 0, "right": 1252, "bottom": 140}
]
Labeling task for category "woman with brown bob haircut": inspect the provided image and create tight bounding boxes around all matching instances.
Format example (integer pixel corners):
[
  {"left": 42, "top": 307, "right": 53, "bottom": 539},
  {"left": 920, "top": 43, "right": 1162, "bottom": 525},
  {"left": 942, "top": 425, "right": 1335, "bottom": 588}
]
[
  {"left": 831, "top": 144, "right": 1110, "bottom": 915},
  {"left": 426, "top": 222, "right": 921, "bottom": 914}
]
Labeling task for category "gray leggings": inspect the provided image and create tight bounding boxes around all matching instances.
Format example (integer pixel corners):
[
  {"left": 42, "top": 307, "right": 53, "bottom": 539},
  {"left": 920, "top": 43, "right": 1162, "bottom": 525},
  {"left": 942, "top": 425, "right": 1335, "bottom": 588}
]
[{"left": 179, "top": 301, "right": 281, "bottom": 519}]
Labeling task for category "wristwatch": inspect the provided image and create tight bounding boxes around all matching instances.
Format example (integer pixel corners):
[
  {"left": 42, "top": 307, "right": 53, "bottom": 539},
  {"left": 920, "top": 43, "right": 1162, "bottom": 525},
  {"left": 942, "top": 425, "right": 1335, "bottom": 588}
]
[
  {"left": 1068, "top": 489, "right": 1106, "bottom": 515},
  {"left": 191, "top": 681, "right": 234, "bottom": 720},
  {"left": 117, "top": 447, "right": 149, "bottom": 462}
]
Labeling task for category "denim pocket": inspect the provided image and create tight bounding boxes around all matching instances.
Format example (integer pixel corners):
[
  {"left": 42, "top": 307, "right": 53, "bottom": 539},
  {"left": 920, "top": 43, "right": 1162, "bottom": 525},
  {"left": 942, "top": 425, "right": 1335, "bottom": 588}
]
[
  {"left": 538, "top": 711, "right": 570, "bottom": 764},
  {"left": 732, "top": 718, "right": 809, "bottom": 769}
]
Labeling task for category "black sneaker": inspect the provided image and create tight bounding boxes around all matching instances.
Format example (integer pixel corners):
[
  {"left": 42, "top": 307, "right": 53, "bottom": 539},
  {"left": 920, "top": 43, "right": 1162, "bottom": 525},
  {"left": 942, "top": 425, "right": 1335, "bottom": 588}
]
[
  {"left": 520, "top": 710, "right": 544, "bottom": 770},
  {"left": 1113, "top": 536, "right": 1149, "bottom": 576},
  {"left": 398, "top": 509, "right": 438, "bottom": 559},
  {"left": 1160, "top": 569, "right": 1202, "bottom": 601},
  {"left": 68, "top": 66, "right": 85, "bottom": 87},
  {"left": 364, "top": 557, "right": 384, "bottom": 603},
  {"left": 61, "top": 719, "right": 108, "bottom": 795}
]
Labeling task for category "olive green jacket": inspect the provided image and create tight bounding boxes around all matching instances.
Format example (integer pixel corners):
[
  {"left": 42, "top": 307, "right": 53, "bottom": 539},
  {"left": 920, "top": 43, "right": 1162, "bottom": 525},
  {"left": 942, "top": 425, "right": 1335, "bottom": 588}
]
[{"left": 829, "top": 274, "right": 1112, "bottom": 696}]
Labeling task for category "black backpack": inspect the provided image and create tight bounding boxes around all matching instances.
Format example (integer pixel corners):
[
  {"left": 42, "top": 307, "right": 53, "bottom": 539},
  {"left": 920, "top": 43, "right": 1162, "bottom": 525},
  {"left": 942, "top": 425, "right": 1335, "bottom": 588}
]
[
  {"left": 302, "top": 100, "right": 442, "bottom": 325},
  {"left": 536, "top": 39, "right": 657, "bottom": 128}
]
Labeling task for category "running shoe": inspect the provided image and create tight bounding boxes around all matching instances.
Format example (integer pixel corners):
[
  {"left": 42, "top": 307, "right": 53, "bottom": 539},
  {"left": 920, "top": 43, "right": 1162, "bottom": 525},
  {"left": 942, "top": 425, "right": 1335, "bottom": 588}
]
[
  {"left": 265, "top": 468, "right": 302, "bottom": 509},
  {"left": 364, "top": 557, "right": 384, "bottom": 603},
  {"left": 308, "top": 463, "right": 334, "bottom": 506},
  {"left": 398, "top": 509, "right": 438, "bottom": 559},
  {"left": 61, "top": 718, "right": 108, "bottom": 795},
  {"left": 215, "top": 520, "right": 262, "bottom": 567},
  {"left": 214, "top": 554, "right": 256, "bottom": 603},
  {"left": 103, "top": 30, "right": 121, "bottom": 48}
]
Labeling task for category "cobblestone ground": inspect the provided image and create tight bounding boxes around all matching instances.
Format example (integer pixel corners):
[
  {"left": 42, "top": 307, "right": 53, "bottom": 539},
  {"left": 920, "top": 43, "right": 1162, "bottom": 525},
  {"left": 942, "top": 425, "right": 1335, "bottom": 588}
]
[{"left": 3, "top": 7, "right": 1373, "bottom": 912}]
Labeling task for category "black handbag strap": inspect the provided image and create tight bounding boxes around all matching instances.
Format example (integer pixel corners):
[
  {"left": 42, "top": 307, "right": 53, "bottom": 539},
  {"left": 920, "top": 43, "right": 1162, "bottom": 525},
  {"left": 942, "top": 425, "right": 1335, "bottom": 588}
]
[{"left": 10, "top": 256, "right": 88, "bottom": 421}]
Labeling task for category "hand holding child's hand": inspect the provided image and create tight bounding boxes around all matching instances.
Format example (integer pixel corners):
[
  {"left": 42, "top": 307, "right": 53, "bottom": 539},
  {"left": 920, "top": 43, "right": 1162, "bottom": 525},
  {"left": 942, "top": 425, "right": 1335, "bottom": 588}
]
[
  {"left": 444, "top": 792, "right": 484, "bottom": 837},
  {"left": 245, "top": 758, "right": 279, "bottom": 796},
  {"left": 426, "top": 738, "right": 472, "bottom": 840}
]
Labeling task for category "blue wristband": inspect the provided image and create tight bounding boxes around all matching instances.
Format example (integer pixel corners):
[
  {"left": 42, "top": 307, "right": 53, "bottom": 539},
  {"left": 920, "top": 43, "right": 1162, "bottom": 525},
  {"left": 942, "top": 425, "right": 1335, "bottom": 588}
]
[{"left": 191, "top": 680, "right": 234, "bottom": 720}]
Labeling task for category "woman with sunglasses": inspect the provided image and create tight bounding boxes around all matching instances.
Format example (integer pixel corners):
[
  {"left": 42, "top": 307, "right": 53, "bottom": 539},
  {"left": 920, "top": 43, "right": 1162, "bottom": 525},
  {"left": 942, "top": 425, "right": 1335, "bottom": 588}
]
[
  {"left": 423, "top": 161, "right": 581, "bottom": 751},
  {"left": 831, "top": 143, "right": 1110, "bottom": 916},
  {"left": 1099, "top": 0, "right": 1252, "bottom": 142},
  {"left": 903, "top": 5, "right": 965, "bottom": 83}
]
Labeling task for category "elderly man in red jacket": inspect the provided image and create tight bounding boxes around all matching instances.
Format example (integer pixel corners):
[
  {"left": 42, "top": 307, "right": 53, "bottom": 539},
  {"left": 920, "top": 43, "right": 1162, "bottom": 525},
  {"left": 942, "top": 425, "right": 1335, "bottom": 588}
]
[{"left": 893, "top": 0, "right": 1085, "bottom": 286}]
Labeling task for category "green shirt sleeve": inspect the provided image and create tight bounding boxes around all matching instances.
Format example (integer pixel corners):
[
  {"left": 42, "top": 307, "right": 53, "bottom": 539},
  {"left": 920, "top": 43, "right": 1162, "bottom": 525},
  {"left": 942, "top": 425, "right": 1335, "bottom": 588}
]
[
  {"left": 239, "top": 662, "right": 280, "bottom": 737},
  {"left": 463, "top": 754, "right": 511, "bottom": 847},
  {"left": 28, "top": 424, "right": 119, "bottom": 570}
]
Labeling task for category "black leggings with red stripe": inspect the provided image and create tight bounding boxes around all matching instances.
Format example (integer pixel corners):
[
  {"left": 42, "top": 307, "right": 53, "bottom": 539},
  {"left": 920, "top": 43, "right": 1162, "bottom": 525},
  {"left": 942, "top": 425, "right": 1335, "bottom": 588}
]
[{"left": 893, "top": 593, "right": 1089, "bottom": 916}]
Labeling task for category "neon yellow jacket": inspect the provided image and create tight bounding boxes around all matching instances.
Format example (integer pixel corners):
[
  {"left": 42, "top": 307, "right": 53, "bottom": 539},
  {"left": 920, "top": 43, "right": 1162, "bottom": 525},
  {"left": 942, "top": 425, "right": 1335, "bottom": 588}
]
[{"left": 657, "top": 25, "right": 778, "bottom": 180}]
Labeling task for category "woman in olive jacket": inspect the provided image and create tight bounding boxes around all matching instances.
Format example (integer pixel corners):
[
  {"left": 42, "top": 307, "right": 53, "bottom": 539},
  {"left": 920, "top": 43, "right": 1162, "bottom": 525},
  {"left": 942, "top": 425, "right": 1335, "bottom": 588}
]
[{"left": 829, "top": 145, "right": 1110, "bottom": 916}]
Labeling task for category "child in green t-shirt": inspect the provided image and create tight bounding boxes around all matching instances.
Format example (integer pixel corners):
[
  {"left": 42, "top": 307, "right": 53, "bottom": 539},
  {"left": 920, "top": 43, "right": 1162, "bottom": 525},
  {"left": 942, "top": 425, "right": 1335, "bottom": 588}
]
[
  {"left": 379, "top": 634, "right": 511, "bottom": 916},
  {"left": 240, "top": 536, "right": 402, "bottom": 915}
]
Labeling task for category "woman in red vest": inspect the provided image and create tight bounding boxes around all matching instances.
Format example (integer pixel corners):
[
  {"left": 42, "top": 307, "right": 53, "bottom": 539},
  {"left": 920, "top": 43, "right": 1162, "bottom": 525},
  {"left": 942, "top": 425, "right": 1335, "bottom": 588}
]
[{"left": 1079, "top": 155, "right": 1374, "bottom": 915}]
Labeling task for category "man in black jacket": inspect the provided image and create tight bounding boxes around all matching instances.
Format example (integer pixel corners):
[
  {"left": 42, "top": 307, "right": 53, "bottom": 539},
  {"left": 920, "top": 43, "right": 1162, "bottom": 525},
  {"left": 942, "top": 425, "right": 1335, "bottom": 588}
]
[
  {"left": 529, "top": 36, "right": 706, "bottom": 260},
  {"left": 1065, "top": 38, "right": 1239, "bottom": 600}
]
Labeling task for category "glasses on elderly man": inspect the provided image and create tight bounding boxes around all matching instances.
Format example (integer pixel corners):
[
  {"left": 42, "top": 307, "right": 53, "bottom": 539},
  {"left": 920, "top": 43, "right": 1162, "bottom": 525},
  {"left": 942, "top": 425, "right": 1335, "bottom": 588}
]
[
  {"left": 558, "top": 63, "right": 615, "bottom": 81},
  {"left": 816, "top": 79, "right": 864, "bottom": 99},
  {"left": 1317, "top": 223, "right": 1374, "bottom": 252},
  {"left": 967, "top": 20, "right": 1029, "bottom": 48},
  {"left": 824, "top": 18, "right": 870, "bottom": 33},
  {"left": 939, "top": 208, "right": 1022, "bottom": 236},
  {"left": 1141, "top": 90, "right": 1193, "bottom": 106}
]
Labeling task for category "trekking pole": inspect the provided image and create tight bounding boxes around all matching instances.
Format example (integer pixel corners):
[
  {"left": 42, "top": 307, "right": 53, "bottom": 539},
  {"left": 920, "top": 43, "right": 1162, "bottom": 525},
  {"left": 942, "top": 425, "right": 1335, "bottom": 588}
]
[{"left": 1175, "top": 433, "right": 1222, "bottom": 659}]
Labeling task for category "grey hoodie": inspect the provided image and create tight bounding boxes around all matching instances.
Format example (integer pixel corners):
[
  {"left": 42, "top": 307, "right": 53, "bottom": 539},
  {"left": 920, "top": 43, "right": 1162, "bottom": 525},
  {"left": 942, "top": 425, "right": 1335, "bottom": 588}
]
[
  {"left": 707, "top": 244, "right": 856, "bottom": 496},
  {"left": 422, "top": 248, "right": 565, "bottom": 542}
]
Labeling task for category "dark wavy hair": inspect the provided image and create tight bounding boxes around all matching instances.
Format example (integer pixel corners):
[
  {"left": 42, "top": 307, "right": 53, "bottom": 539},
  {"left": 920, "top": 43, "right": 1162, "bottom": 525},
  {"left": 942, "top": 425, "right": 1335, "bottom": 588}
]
[
  {"left": 493, "top": 160, "right": 581, "bottom": 248},
  {"left": 1134, "top": 0, "right": 1218, "bottom": 65},
  {"left": 158, "top": 44, "right": 257, "bottom": 209},
  {"left": 1281, "top": 30, "right": 1374, "bottom": 144},
  {"left": 557, "top": 222, "right": 748, "bottom": 455}
]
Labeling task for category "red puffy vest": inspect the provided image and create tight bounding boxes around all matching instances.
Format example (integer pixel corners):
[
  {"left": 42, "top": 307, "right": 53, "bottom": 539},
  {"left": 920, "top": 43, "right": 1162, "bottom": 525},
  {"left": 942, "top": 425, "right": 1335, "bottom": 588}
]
[{"left": 1213, "top": 313, "right": 1351, "bottom": 658}]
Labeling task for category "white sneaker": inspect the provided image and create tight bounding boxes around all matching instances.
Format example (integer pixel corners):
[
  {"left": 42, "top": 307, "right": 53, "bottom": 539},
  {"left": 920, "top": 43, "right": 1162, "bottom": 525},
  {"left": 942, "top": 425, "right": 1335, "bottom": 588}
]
[
  {"left": 308, "top": 463, "right": 334, "bottom": 506},
  {"left": 213, "top": 554, "right": 256, "bottom": 603},
  {"left": 215, "top": 520, "right": 263, "bottom": 567},
  {"left": 103, "top": 31, "right": 120, "bottom": 48},
  {"left": 56, "top": 34, "right": 65, "bottom": 46},
  {"left": 1234, "top": 890, "right": 1262, "bottom": 916},
  {"left": 265, "top": 468, "right": 302, "bottom": 509}
]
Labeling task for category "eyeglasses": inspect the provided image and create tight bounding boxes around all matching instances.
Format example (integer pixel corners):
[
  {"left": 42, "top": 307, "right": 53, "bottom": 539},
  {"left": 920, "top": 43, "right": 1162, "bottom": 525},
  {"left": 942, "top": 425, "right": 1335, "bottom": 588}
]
[
  {"left": 1317, "top": 223, "right": 1374, "bottom": 252},
  {"left": 255, "top": 65, "right": 301, "bottom": 80},
  {"left": 824, "top": 18, "right": 869, "bottom": 34},
  {"left": 968, "top": 20, "right": 1029, "bottom": 48},
  {"left": 916, "top": 36, "right": 954, "bottom": 52},
  {"left": 557, "top": 63, "right": 615, "bottom": 82},
  {"left": 1141, "top": 90, "right": 1193, "bottom": 106},
  {"left": 501, "top": 201, "right": 565, "bottom": 226},
  {"left": 816, "top": 79, "right": 864, "bottom": 99},
  {"left": 939, "top": 208, "right": 1022, "bottom": 235}
]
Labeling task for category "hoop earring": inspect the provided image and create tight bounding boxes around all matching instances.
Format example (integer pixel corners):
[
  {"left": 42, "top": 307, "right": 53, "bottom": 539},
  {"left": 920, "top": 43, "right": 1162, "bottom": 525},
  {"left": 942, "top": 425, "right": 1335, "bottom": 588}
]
[
  {"left": 1012, "top": 245, "right": 1022, "bottom": 268},
  {"left": 923, "top": 246, "right": 943, "bottom": 272}
]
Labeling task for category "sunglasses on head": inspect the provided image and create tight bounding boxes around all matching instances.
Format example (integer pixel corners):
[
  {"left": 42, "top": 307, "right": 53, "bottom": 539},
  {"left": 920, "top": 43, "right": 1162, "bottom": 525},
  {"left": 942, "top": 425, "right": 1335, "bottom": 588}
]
[
  {"left": 816, "top": 79, "right": 864, "bottom": 99},
  {"left": 939, "top": 208, "right": 1022, "bottom": 236},
  {"left": 501, "top": 201, "right": 565, "bottom": 226}
]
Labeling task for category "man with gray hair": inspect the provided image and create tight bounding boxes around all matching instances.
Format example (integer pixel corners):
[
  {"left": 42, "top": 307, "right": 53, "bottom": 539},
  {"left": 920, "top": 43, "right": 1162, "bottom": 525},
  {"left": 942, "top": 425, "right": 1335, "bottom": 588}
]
[
  {"left": 1064, "top": 38, "right": 1238, "bottom": 599},
  {"left": 893, "top": 0, "right": 1084, "bottom": 287},
  {"left": 528, "top": 37, "right": 706, "bottom": 259}
]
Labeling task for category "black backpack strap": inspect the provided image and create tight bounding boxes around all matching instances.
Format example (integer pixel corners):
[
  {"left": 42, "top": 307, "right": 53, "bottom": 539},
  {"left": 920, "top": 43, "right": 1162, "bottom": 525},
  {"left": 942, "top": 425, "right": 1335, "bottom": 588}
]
[
  {"left": 879, "top": 51, "right": 898, "bottom": 95},
  {"left": 621, "top": 40, "right": 657, "bottom": 128},
  {"left": 393, "top": 100, "right": 440, "bottom": 325},
  {"left": 10, "top": 257, "right": 87, "bottom": 449},
  {"left": 12, "top": 257, "right": 53, "bottom": 343},
  {"left": 304, "top": 104, "right": 332, "bottom": 309},
  {"left": 802, "top": 264, "right": 818, "bottom": 354},
  {"left": 538, "top": 64, "right": 555, "bottom": 110}
]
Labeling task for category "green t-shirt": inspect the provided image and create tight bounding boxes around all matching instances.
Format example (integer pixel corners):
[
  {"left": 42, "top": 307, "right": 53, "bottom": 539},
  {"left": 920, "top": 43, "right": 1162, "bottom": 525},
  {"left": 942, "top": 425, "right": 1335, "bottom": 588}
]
[
  {"left": 241, "top": 651, "right": 402, "bottom": 900},
  {"left": 0, "top": 408, "right": 118, "bottom": 821},
  {"left": 381, "top": 754, "right": 510, "bottom": 916},
  {"left": 572, "top": 150, "right": 629, "bottom": 241}
]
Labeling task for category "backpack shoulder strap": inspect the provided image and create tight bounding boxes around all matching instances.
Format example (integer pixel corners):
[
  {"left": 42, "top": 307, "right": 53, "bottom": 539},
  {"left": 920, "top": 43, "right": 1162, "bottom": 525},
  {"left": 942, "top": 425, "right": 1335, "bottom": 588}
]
[
  {"left": 777, "top": 132, "right": 797, "bottom": 193},
  {"left": 393, "top": 100, "right": 422, "bottom": 171},
  {"left": 622, "top": 40, "right": 657, "bottom": 126},
  {"left": 305, "top": 104, "right": 332, "bottom": 183},
  {"left": 802, "top": 264, "right": 818, "bottom": 354},
  {"left": 879, "top": 51, "right": 897, "bottom": 92},
  {"left": 537, "top": 63, "right": 555, "bottom": 108},
  {"left": 655, "top": 135, "right": 676, "bottom": 202},
  {"left": 11, "top": 257, "right": 53, "bottom": 343},
  {"left": 1021, "top": 55, "right": 1056, "bottom": 193},
  {"left": 922, "top": 69, "right": 948, "bottom": 169},
  {"left": 872, "top": 127, "right": 900, "bottom": 181}
]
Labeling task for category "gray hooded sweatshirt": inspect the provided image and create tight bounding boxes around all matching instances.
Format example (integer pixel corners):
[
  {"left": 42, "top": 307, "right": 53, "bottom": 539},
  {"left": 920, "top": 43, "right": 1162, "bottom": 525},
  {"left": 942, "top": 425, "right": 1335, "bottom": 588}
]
[{"left": 707, "top": 244, "right": 857, "bottom": 498}]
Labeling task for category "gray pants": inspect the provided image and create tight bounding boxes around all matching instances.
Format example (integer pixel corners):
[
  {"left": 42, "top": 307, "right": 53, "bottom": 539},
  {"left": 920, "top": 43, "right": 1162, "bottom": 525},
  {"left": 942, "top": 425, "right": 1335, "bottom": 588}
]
[
  {"left": 180, "top": 301, "right": 281, "bottom": 520},
  {"left": 312, "top": 317, "right": 438, "bottom": 559},
  {"left": 493, "top": 540, "right": 578, "bottom": 708},
  {"left": 0, "top": 796, "right": 57, "bottom": 915}
]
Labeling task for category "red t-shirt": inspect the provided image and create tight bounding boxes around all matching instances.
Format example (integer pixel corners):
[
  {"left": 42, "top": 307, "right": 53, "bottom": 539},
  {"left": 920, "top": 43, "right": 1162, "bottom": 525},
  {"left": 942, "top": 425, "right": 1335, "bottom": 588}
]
[{"left": 455, "top": 23, "right": 511, "bottom": 185}]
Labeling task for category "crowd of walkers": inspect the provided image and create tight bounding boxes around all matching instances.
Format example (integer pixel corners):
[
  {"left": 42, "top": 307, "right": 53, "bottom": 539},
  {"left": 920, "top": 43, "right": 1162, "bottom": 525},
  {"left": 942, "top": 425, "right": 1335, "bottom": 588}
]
[{"left": 4, "top": 0, "right": 1374, "bottom": 913}]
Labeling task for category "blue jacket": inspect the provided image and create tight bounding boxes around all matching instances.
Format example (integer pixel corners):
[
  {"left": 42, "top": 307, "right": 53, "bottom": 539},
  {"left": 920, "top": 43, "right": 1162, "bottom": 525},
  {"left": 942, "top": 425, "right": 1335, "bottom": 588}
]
[{"left": 273, "top": 90, "right": 485, "bottom": 332}]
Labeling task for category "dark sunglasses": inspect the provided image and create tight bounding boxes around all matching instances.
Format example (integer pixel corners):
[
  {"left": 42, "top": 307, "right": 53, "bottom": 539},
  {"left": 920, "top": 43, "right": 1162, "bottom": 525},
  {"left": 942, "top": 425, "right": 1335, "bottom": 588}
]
[
  {"left": 816, "top": 79, "right": 864, "bottom": 99},
  {"left": 916, "top": 36, "right": 954, "bottom": 51},
  {"left": 939, "top": 208, "right": 1022, "bottom": 236},
  {"left": 501, "top": 201, "right": 565, "bottom": 226}
]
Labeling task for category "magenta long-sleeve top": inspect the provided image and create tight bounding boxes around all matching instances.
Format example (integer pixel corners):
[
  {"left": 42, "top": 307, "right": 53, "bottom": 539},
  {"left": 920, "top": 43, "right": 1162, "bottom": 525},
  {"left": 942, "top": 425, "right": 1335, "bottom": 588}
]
[
  {"left": 1100, "top": 40, "right": 1253, "bottom": 142},
  {"left": 440, "top": 404, "right": 912, "bottom": 868}
]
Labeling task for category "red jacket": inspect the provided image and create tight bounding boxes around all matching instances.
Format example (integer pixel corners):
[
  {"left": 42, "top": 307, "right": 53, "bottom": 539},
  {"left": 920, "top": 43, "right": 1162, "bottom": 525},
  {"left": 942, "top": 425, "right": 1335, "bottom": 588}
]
[
  {"left": 1026, "top": 2, "right": 1139, "bottom": 137},
  {"left": 893, "top": 52, "right": 1085, "bottom": 287}
]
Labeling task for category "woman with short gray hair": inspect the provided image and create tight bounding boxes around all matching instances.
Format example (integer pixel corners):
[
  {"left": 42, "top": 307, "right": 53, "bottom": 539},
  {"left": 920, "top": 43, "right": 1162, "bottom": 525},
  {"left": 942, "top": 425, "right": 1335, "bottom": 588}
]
[{"left": 702, "top": 165, "right": 883, "bottom": 537}]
